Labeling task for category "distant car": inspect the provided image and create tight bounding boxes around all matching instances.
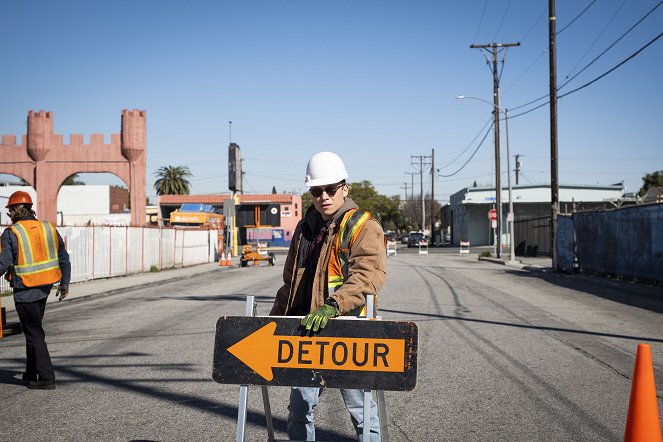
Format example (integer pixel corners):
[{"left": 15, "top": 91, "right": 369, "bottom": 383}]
[
  {"left": 407, "top": 232, "right": 425, "bottom": 248},
  {"left": 399, "top": 233, "right": 409, "bottom": 244}
]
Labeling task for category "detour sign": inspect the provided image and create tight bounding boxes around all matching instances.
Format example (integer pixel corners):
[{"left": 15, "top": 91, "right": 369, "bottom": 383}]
[{"left": 213, "top": 317, "right": 418, "bottom": 391}]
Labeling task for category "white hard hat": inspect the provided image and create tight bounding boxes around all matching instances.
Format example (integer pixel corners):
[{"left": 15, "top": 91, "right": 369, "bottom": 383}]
[{"left": 304, "top": 152, "right": 349, "bottom": 187}]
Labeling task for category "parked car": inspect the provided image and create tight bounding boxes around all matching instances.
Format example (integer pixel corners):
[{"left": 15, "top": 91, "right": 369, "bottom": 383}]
[
  {"left": 407, "top": 232, "right": 425, "bottom": 248},
  {"left": 399, "top": 233, "right": 410, "bottom": 244}
]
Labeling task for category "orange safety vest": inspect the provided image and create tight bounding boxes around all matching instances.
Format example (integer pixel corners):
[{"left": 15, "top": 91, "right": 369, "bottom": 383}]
[
  {"left": 9, "top": 220, "right": 62, "bottom": 287},
  {"left": 327, "top": 209, "right": 372, "bottom": 316}
]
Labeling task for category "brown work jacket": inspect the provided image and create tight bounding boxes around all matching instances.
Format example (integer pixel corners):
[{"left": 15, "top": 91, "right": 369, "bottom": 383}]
[{"left": 270, "top": 198, "right": 386, "bottom": 316}]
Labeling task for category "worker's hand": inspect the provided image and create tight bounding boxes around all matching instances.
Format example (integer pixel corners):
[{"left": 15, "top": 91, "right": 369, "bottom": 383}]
[
  {"left": 56, "top": 284, "right": 69, "bottom": 301},
  {"left": 301, "top": 304, "right": 340, "bottom": 332}
]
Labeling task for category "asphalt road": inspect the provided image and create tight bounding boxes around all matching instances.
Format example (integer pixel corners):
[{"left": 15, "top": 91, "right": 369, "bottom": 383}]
[{"left": 1, "top": 248, "right": 661, "bottom": 441}]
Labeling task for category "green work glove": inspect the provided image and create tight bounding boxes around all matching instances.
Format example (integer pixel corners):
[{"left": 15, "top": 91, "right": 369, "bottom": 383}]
[{"left": 301, "top": 304, "right": 340, "bottom": 332}]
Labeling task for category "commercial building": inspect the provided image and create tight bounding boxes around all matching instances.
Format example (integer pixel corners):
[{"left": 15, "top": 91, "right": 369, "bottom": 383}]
[
  {"left": 158, "top": 193, "right": 302, "bottom": 247},
  {"left": 449, "top": 183, "right": 625, "bottom": 248}
]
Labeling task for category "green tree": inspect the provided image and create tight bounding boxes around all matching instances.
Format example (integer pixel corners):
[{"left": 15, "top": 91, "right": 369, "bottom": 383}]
[
  {"left": 272, "top": 186, "right": 277, "bottom": 194},
  {"left": 639, "top": 170, "right": 663, "bottom": 197},
  {"left": 347, "top": 181, "right": 403, "bottom": 228},
  {"left": 63, "top": 173, "right": 85, "bottom": 185},
  {"left": 153, "top": 165, "right": 192, "bottom": 195}
]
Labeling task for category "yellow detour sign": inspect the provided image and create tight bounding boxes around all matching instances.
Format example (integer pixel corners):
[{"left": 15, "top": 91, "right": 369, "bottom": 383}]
[{"left": 213, "top": 317, "right": 418, "bottom": 391}]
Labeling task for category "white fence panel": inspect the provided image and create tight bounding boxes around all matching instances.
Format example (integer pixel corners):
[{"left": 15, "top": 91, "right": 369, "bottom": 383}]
[
  {"left": 160, "top": 228, "right": 176, "bottom": 269},
  {"left": 93, "top": 227, "right": 112, "bottom": 279},
  {"left": 0, "top": 225, "right": 219, "bottom": 294},
  {"left": 61, "top": 226, "right": 94, "bottom": 283},
  {"left": 142, "top": 228, "right": 161, "bottom": 271},
  {"left": 110, "top": 227, "right": 128, "bottom": 277},
  {"left": 127, "top": 228, "right": 144, "bottom": 274}
]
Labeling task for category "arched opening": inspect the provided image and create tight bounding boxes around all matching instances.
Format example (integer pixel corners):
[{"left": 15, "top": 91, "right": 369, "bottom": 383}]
[{"left": 56, "top": 172, "right": 130, "bottom": 226}]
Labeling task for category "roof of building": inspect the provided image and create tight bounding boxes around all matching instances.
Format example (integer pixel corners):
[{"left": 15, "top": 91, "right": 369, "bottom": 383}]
[
  {"left": 450, "top": 183, "right": 626, "bottom": 205},
  {"left": 158, "top": 193, "right": 300, "bottom": 205}
]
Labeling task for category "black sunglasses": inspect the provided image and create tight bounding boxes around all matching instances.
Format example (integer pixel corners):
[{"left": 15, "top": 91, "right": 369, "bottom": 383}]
[{"left": 310, "top": 182, "right": 345, "bottom": 198}]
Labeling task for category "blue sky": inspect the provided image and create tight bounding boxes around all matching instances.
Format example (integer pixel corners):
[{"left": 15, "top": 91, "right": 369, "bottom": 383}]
[{"left": 1, "top": 1, "right": 661, "bottom": 203}]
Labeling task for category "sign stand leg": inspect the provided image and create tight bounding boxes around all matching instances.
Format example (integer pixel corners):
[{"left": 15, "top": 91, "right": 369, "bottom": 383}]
[
  {"left": 236, "top": 385, "right": 249, "bottom": 442},
  {"left": 235, "top": 296, "right": 275, "bottom": 442},
  {"left": 376, "top": 390, "right": 389, "bottom": 441},
  {"left": 362, "top": 294, "right": 389, "bottom": 442},
  {"left": 261, "top": 385, "right": 275, "bottom": 441}
]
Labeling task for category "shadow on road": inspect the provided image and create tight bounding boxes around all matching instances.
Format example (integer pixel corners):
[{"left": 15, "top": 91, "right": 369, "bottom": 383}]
[
  {"left": 506, "top": 268, "right": 663, "bottom": 314},
  {"left": 379, "top": 308, "right": 663, "bottom": 343}
]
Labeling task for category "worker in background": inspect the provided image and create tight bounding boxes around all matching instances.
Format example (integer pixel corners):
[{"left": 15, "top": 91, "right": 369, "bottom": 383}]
[
  {"left": 0, "top": 191, "right": 71, "bottom": 390},
  {"left": 270, "top": 152, "right": 386, "bottom": 441}
]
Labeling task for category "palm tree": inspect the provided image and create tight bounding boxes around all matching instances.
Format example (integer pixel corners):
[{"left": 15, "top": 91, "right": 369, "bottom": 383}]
[{"left": 153, "top": 166, "right": 192, "bottom": 195}]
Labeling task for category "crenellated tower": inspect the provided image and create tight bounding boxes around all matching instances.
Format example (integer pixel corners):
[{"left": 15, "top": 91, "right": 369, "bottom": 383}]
[
  {"left": 27, "top": 111, "right": 54, "bottom": 161},
  {"left": 121, "top": 109, "right": 146, "bottom": 162},
  {"left": 0, "top": 109, "right": 147, "bottom": 226}
]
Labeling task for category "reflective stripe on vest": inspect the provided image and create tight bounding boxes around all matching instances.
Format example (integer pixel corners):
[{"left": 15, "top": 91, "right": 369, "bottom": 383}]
[
  {"left": 327, "top": 209, "right": 372, "bottom": 315},
  {"left": 10, "top": 220, "right": 62, "bottom": 287}
]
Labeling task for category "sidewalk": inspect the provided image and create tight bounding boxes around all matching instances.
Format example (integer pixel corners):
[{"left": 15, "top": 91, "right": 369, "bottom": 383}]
[{"left": 1, "top": 262, "right": 225, "bottom": 314}]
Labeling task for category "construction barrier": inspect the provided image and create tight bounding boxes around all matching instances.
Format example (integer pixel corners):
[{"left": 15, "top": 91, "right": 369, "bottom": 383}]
[
  {"left": 418, "top": 240, "right": 428, "bottom": 255},
  {"left": 213, "top": 295, "right": 419, "bottom": 441},
  {"left": 459, "top": 241, "right": 470, "bottom": 254}
]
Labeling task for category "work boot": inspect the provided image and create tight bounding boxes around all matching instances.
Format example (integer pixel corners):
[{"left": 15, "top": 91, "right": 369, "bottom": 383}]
[
  {"left": 22, "top": 372, "right": 37, "bottom": 384},
  {"left": 27, "top": 379, "right": 56, "bottom": 390}
]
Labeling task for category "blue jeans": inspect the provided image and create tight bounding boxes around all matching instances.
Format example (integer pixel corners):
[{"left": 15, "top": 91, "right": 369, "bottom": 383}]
[{"left": 287, "top": 386, "right": 381, "bottom": 441}]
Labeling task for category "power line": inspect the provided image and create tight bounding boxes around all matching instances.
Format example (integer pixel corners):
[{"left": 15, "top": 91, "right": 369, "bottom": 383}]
[
  {"left": 511, "top": 0, "right": 662, "bottom": 113},
  {"left": 491, "top": 0, "right": 513, "bottom": 42},
  {"left": 559, "top": 30, "right": 663, "bottom": 99},
  {"left": 440, "top": 117, "right": 492, "bottom": 169},
  {"left": 563, "top": 0, "right": 628, "bottom": 82},
  {"left": 472, "top": 0, "right": 489, "bottom": 44},
  {"left": 559, "top": 0, "right": 663, "bottom": 92},
  {"left": 508, "top": 29, "right": 663, "bottom": 119},
  {"left": 438, "top": 121, "right": 494, "bottom": 178},
  {"left": 556, "top": 0, "right": 598, "bottom": 35}
]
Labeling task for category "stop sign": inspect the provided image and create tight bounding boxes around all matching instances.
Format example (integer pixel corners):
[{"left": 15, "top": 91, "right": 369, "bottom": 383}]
[{"left": 488, "top": 209, "right": 497, "bottom": 221}]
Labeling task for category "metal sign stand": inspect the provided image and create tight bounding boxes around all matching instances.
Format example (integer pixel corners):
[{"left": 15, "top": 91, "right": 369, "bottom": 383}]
[
  {"left": 364, "top": 294, "right": 390, "bottom": 442},
  {"left": 233, "top": 294, "right": 389, "bottom": 442},
  {"left": 236, "top": 296, "right": 275, "bottom": 442}
]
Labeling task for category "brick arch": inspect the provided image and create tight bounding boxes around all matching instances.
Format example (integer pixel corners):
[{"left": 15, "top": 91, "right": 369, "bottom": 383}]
[{"left": 0, "top": 110, "right": 146, "bottom": 225}]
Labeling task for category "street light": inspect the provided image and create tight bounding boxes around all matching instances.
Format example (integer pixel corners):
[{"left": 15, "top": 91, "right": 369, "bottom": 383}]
[{"left": 456, "top": 95, "right": 516, "bottom": 262}]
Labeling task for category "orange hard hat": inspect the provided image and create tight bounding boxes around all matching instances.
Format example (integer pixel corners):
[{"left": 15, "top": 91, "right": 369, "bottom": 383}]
[{"left": 6, "top": 191, "right": 33, "bottom": 208}]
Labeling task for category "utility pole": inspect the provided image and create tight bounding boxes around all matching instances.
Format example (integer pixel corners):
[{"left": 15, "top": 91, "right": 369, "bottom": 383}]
[
  {"left": 471, "top": 41, "right": 520, "bottom": 258},
  {"left": 405, "top": 172, "right": 416, "bottom": 202},
  {"left": 549, "top": 0, "right": 559, "bottom": 269},
  {"left": 430, "top": 148, "right": 435, "bottom": 243},
  {"left": 401, "top": 182, "right": 409, "bottom": 202},
  {"left": 411, "top": 155, "right": 431, "bottom": 232},
  {"left": 405, "top": 172, "right": 417, "bottom": 229}
]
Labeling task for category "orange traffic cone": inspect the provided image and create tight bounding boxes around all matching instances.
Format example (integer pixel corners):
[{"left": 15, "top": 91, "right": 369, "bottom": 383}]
[
  {"left": 624, "top": 343, "right": 662, "bottom": 442},
  {"left": 225, "top": 252, "right": 233, "bottom": 267}
]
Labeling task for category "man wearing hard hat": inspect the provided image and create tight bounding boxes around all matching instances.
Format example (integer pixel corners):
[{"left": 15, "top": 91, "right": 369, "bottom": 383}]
[
  {"left": 0, "top": 191, "right": 71, "bottom": 390},
  {"left": 270, "top": 152, "right": 386, "bottom": 441}
]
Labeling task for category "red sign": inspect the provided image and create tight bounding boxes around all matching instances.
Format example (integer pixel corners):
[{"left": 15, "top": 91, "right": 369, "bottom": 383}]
[{"left": 488, "top": 209, "right": 497, "bottom": 221}]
